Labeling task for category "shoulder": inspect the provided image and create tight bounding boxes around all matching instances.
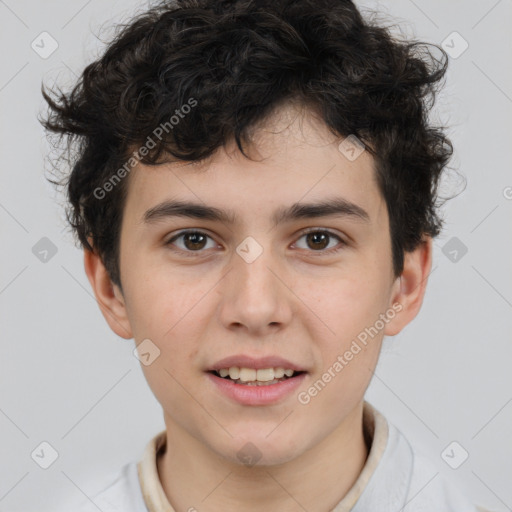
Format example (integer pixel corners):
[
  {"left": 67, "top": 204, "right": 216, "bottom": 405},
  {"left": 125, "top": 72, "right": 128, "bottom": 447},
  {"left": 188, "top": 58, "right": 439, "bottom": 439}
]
[
  {"left": 386, "top": 421, "right": 488, "bottom": 512},
  {"left": 57, "top": 462, "right": 147, "bottom": 512}
]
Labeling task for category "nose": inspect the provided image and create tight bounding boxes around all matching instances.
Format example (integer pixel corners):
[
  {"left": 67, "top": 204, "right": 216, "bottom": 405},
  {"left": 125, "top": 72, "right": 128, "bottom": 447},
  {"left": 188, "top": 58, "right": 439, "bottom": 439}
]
[{"left": 217, "top": 240, "right": 293, "bottom": 336}]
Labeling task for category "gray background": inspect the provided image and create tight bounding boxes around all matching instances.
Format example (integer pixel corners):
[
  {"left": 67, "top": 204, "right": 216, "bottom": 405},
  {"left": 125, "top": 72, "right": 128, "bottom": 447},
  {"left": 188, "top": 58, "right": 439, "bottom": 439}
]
[{"left": 0, "top": 0, "right": 511, "bottom": 510}]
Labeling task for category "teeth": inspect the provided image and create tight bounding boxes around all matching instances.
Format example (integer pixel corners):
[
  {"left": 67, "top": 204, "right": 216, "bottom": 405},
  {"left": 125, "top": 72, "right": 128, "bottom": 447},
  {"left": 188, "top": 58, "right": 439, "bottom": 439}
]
[
  {"left": 239, "top": 368, "right": 256, "bottom": 382},
  {"left": 229, "top": 366, "right": 240, "bottom": 379},
  {"left": 274, "top": 368, "right": 285, "bottom": 378},
  {"left": 256, "top": 368, "right": 274, "bottom": 382},
  {"left": 214, "top": 366, "right": 298, "bottom": 382},
  {"left": 241, "top": 379, "right": 287, "bottom": 386}
]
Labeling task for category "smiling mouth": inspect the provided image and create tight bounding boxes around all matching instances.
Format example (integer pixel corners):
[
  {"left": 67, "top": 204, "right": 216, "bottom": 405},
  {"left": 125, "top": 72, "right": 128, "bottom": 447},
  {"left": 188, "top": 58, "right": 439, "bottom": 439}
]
[{"left": 208, "top": 368, "right": 306, "bottom": 386}]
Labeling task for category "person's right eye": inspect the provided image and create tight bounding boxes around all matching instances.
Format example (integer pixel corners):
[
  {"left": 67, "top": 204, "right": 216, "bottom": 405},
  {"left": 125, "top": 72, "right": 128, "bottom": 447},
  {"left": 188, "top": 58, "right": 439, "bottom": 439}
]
[{"left": 165, "top": 230, "right": 218, "bottom": 255}]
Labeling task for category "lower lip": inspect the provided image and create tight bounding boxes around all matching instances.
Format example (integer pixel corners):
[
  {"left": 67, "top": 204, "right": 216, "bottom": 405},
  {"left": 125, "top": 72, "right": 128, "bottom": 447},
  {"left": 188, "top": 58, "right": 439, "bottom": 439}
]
[{"left": 206, "top": 372, "right": 307, "bottom": 406}]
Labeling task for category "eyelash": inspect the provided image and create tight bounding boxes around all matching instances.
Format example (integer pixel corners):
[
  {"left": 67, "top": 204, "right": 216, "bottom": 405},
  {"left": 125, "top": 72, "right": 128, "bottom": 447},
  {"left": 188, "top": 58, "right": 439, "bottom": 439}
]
[{"left": 165, "top": 228, "right": 346, "bottom": 257}]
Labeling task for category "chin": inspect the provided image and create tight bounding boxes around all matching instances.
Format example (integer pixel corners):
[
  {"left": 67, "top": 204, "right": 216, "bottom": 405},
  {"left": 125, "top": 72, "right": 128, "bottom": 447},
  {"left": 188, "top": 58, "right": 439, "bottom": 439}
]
[{"left": 211, "top": 432, "right": 304, "bottom": 468}]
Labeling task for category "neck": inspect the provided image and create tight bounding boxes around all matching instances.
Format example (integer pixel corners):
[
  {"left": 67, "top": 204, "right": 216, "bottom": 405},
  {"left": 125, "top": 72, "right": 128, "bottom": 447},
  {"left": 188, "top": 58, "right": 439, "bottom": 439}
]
[{"left": 156, "top": 402, "right": 369, "bottom": 512}]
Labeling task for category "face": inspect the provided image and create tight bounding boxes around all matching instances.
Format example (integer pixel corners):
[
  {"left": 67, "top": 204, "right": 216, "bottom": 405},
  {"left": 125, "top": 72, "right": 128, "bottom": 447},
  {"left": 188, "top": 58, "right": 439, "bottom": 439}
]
[{"left": 99, "top": 102, "right": 418, "bottom": 467}]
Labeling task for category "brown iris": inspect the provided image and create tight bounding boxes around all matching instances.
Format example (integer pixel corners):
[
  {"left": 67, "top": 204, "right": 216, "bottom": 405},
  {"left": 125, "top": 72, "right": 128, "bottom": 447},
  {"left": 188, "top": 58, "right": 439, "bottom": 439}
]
[
  {"left": 182, "top": 232, "right": 208, "bottom": 250},
  {"left": 305, "top": 231, "right": 330, "bottom": 250}
]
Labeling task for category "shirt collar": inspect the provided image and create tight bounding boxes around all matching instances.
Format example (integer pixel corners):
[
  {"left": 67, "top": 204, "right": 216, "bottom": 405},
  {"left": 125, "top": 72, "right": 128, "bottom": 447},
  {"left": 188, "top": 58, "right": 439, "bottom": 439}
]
[{"left": 137, "top": 400, "right": 389, "bottom": 512}]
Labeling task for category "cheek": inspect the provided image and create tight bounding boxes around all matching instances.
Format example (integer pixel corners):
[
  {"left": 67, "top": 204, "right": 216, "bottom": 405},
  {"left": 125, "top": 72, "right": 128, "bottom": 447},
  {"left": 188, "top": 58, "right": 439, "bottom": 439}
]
[
  {"left": 299, "top": 269, "right": 389, "bottom": 341},
  {"left": 123, "top": 262, "right": 195, "bottom": 337},
  {"left": 296, "top": 268, "right": 390, "bottom": 401},
  {"left": 123, "top": 268, "right": 220, "bottom": 378},
  {"left": 127, "top": 272, "right": 210, "bottom": 407}
]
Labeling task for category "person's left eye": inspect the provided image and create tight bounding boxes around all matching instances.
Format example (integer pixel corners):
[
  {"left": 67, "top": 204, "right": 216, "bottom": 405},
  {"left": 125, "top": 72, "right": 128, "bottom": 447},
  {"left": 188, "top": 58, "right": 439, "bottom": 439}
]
[
  {"left": 164, "top": 228, "right": 346, "bottom": 255},
  {"left": 293, "top": 229, "right": 346, "bottom": 253}
]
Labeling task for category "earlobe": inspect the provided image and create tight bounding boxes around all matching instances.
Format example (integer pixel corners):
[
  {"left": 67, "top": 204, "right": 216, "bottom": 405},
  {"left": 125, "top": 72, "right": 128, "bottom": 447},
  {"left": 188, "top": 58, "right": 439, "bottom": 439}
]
[
  {"left": 384, "top": 236, "right": 433, "bottom": 337},
  {"left": 83, "top": 249, "right": 133, "bottom": 340}
]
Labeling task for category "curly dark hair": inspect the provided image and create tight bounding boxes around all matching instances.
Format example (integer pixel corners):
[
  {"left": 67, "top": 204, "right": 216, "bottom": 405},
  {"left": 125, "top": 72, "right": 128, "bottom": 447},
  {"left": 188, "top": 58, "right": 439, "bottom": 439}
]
[{"left": 40, "top": 0, "right": 454, "bottom": 289}]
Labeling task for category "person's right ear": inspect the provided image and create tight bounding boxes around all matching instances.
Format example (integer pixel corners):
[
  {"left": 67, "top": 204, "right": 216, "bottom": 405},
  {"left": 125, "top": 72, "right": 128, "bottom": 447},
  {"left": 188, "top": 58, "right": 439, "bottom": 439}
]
[{"left": 83, "top": 248, "right": 133, "bottom": 340}]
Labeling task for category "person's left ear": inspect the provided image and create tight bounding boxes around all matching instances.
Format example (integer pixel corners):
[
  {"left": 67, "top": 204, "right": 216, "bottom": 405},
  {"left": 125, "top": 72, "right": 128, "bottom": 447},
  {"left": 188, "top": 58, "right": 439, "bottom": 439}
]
[
  {"left": 384, "top": 236, "right": 433, "bottom": 337},
  {"left": 83, "top": 247, "right": 133, "bottom": 340}
]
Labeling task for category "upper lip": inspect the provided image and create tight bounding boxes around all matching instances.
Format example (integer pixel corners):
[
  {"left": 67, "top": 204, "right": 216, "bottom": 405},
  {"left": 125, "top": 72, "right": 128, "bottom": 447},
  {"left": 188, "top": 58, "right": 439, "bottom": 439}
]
[{"left": 206, "top": 355, "right": 307, "bottom": 372}]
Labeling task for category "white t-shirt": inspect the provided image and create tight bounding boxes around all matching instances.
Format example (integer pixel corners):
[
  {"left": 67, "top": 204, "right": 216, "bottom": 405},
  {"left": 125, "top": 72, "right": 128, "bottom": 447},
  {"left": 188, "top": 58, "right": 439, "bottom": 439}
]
[{"left": 65, "top": 402, "right": 489, "bottom": 512}]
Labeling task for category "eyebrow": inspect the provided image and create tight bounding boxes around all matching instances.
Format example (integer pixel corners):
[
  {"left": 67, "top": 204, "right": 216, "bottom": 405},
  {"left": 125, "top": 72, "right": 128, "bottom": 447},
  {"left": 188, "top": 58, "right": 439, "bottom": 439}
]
[{"left": 143, "top": 197, "right": 370, "bottom": 227}]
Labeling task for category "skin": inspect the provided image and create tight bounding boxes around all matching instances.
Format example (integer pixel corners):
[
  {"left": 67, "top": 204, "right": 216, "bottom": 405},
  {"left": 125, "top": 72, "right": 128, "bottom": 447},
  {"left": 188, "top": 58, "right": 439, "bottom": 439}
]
[{"left": 85, "top": 101, "right": 432, "bottom": 512}]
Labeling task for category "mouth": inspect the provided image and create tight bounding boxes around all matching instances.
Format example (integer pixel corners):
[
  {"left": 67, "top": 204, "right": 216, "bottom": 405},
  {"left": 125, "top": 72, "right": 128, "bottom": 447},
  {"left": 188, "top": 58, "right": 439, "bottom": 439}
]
[
  {"left": 208, "top": 367, "right": 307, "bottom": 386},
  {"left": 205, "top": 355, "right": 309, "bottom": 405}
]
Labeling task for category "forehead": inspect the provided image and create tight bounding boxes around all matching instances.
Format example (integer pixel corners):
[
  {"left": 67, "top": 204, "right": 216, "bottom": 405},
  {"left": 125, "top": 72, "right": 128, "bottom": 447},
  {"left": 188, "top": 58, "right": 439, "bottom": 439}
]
[{"left": 122, "top": 102, "right": 385, "bottom": 228}]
